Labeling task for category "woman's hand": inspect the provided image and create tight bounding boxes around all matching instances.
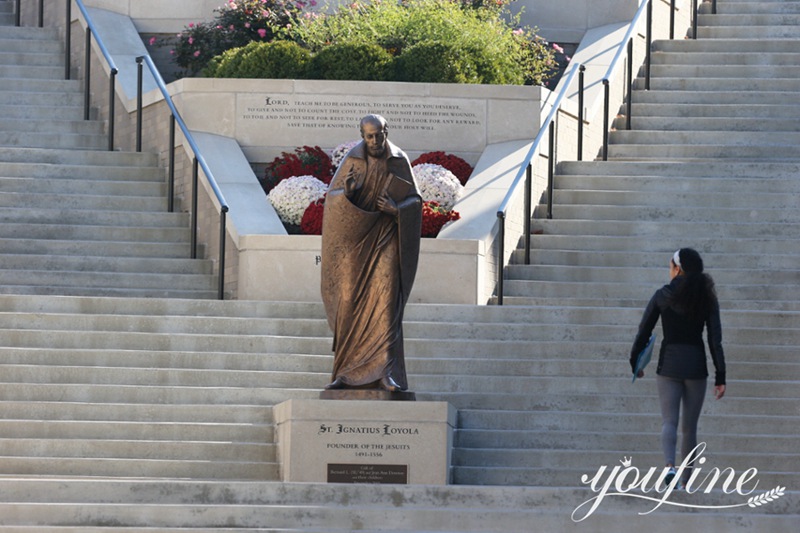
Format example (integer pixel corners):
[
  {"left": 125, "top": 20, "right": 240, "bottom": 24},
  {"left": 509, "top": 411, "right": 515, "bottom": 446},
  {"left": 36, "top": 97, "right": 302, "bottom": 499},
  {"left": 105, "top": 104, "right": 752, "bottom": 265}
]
[
  {"left": 714, "top": 384, "right": 726, "bottom": 399},
  {"left": 637, "top": 369, "right": 644, "bottom": 378}
]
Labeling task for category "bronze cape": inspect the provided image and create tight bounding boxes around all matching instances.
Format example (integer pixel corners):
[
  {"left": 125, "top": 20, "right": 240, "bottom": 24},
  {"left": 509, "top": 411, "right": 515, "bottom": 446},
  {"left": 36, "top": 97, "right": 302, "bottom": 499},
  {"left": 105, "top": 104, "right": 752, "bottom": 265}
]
[{"left": 320, "top": 140, "right": 422, "bottom": 390}]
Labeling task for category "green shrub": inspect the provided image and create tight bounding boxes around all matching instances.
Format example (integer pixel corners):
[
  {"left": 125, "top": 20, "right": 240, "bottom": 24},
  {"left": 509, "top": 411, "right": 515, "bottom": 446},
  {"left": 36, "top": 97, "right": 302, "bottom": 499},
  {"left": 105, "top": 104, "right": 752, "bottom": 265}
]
[
  {"left": 306, "top": 42, "right": 394, "bottom": 81},
  {"left": 394, "top": 41, "right": 480, "bottom": 84},
  {"left": 205, "top": 40, "right": 311, "bottom": 78},
  {"left": 293, "top": 0, "right": 553, "bottom": 86}
]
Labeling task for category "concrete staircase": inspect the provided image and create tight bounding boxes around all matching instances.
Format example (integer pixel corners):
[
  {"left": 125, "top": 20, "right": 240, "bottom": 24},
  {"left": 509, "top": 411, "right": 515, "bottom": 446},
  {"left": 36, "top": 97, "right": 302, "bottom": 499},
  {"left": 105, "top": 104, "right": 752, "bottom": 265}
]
[
  {"left": 0, "top": 21, "right": 217, "bottom": 298},
  {"left": 0, "top": 0, "right": 798, "bottom": 531}
]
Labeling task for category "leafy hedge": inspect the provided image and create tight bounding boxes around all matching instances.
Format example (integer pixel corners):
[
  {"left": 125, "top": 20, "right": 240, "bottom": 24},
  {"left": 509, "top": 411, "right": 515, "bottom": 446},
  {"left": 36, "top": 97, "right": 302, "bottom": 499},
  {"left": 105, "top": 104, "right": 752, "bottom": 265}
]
[{"left": 173, "top": 0, "right": 559, "bottom": 86}]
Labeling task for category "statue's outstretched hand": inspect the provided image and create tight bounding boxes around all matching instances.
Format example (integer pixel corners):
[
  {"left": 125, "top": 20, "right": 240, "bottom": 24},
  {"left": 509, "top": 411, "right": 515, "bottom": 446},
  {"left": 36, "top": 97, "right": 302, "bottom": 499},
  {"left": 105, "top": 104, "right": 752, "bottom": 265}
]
[{"left": 344, "top": 168, "right": 361, "bottom": 198}]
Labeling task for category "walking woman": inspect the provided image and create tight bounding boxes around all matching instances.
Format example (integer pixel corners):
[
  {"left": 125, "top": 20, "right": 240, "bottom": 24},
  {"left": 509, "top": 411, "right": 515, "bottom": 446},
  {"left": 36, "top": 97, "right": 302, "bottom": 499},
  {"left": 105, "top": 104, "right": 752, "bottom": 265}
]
[{"left": 630, "top": 248, "right": 726, "bottom": 487}]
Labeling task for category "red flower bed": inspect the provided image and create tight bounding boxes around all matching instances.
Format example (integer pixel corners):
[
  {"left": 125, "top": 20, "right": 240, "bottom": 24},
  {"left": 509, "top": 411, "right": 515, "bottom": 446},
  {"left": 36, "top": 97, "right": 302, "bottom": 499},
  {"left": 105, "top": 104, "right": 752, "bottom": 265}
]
[
  {"left": 262, "top": 145, "right": 334, "bottom": 194},
  {"left": 421, "top": 200, "right": 460, "bottom": 238},
  {"left": 300, "top": 196, "right": 326, "bottom": 235},
  {"left": 300, "top": 198, "right": 459, "bottom": 238},
  {"left": 411, "top": 151, "right": 473, "bottom": 185}
]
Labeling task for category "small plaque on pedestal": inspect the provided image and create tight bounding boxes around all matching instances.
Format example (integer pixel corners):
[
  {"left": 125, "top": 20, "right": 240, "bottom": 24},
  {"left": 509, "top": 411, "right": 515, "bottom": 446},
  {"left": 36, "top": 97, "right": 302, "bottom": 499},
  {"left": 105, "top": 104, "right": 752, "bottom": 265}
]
[{"left": 274, "top": 399, "right": 456, "bottom": 485}]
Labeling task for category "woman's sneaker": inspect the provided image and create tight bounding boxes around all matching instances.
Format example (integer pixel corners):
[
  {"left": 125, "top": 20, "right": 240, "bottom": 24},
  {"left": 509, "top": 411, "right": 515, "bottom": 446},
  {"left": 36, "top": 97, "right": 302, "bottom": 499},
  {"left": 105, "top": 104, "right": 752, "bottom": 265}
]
[{"left": 665, "top": 466, "right": 677, "bottom": 485}]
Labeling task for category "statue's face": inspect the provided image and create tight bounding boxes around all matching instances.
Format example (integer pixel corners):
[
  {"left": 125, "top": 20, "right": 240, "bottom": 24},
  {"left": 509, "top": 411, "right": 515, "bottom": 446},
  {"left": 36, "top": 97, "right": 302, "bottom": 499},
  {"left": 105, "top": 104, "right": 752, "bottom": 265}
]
[{"left": 361, "top": 122, "right": 387, "bottom": 158}]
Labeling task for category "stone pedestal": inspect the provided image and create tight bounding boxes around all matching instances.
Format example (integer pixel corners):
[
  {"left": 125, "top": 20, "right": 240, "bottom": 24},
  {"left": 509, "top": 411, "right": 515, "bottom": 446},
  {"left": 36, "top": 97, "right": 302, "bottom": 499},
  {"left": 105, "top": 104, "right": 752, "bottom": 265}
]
[{"left": 274, "top": 399, "right": 456, "bottom": 485}]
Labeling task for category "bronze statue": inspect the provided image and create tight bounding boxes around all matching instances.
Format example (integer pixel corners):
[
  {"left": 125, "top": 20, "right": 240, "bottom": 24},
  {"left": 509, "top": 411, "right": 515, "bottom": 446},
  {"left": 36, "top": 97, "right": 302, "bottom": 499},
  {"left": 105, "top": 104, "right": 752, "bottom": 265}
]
[{"left": 320, "top": 114, "right": 422, "bottom": 392}]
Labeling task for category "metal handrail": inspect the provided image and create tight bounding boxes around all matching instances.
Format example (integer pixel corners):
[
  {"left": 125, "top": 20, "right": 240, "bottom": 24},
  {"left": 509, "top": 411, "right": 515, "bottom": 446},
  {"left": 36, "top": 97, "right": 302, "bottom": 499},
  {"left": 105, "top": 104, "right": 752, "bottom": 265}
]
[
  {"left": 18, "top": 0, "right": 229, "bottom": 299},
  {"left": 136, "top": 55, "right": 230, "bottom": 300},
  {"left": 600, "top": 0, "right": 653, "bottom": 161},
  {"left": 600, "top": 0, "right": 715, "bottom": 160},
  {"left": 70, "top": 0, "right": 118, "bottom": 150},
  {"left": 495, "top": 63, "right": 582, "bottom": 304}
]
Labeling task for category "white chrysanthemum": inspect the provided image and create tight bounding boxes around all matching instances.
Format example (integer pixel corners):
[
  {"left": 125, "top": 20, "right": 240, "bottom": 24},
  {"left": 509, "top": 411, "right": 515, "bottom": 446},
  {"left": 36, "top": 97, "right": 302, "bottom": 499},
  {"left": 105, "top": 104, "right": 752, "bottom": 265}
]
[
  {"left": 412, "top": 163, "right": 464, "bottom": 210},
  {"left": 329, "top": 140, "right": 360, "bottom": 168},
  {"left": 268, "top": 175, "right": 328, "bottom": 226}
]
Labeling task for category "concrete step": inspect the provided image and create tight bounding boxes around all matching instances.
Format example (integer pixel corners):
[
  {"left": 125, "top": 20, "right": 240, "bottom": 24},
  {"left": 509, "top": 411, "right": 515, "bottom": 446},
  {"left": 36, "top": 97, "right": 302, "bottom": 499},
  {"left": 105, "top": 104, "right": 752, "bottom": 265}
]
[
  {"left": 0, "top": 177, "right": 165, "bottom": 196},
  {"left": 697, "top": 25, "right": 800, "bottom": 39},
  {"left": 0, "top": 438, "right": 272, "bottom": 463},
  {"left": 0, "top": 270, "right": 217, "bottom": 292},
  {"left": 0, "top": 456, "right": 278, "bottom": 480},
  {"left": 0, "top": 103, "right": 84, "bottom": 120},
  {"left": 517, "top": 248, "right": 800, "bottom": 272},
  {"left": 0, "top": 146, "right": 158, "bottom": 166},
  {"left": 0, "top": 222, "right": 191, "bottom": 242},
  {"left": 552, "top": 174, "right": 800, "bottom": 194},
  {"left": 632, "top": 88, "right": 800, "bottom": 105},
  {"left": 714, "top": 1, "right": 800, "bottom": 15},
  {"left": 536, "top": 202, "right": 800, "bottom": 223},
  {"left": 0, "top": 238, "right": 191, "bottom": 258},
  {"left": 0, "top": 64, "right": 64, "bottom": 79},
  {"left": 0, "top": 206, "right": 189, "bottom": 227},
  {"left": 0, "top": 89, "right": 83, "bottom": 106},
  {"left": 0, "top": 254, "right": 212, "bottom": 275},
  {"left": 557, "top": 160, "right": 800, "bottom": 177},
  {"left": 651, "top": 51, "right": 800, "bottom": 66},
  {"left": 1, "top": 117, "right": 106, "bottom": 135},
  {"left": 636, "top": 76, "right": 800, "bottom": 92},
  {"left": 0, "top": 37, "right": 62, "bottom": 54},
  {"left": 606, "top": 142, "right": 800, "bottom": 160},
  {"left": 653, "top": 36, "right": 800, "bottom": 53},
  {"left": 610, "top": 129, "right": 800, "bottom": 146},
  {"left": 0, "top": 191, "right": 167, "bottom": 211},
  {"left": 547, "top": 188, "right": 800, "bottom": 209},
  {"left": 699, "top": 13, "right": 800, "bottom": 27},
  {"left": 0, "top": 130, "right": 108, "bottom": 150},
  {"left": 0, "top": 161, "right": 163, "bottom": 180},
  {"left": 624, "top": 115, "right": 800, "bottom": 132},
  {"left": 500, "top": 276, "right": 800, "bottom": 302},
  {"left": 630, "top": 102, "right": 800, "bottom": 119},
  {"left": 0, "top": 26, "right": 57, "bottom": 41},
  {"left": 650, "top": 64, "right": 800, "bottom": 79},
  {"left": 0, "top": 50, "right": 63, "bottom": 66},
  {"left": 0, "top": 79, "right": 80, "bottom": 96}
]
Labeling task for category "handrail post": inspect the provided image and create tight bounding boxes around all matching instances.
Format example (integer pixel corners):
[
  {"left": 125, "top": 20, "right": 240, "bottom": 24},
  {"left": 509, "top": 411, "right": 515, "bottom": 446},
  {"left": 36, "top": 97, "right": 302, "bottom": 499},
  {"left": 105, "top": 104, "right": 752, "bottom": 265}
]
[
  {"left": 168, "top": 116, "right": 176, "bottom": 212},
  {"left": 191, "top": 159, "right": 199, "bottom": 259},
  {"left": 65, "top": 0, "right": 71, "bottom": 79},
  {"left": 84, "top": 28, "right": 91, "bottom": 120},
  {"left": 38, "top": 0, "right": 43, "bottom": 27},
  {"left": 578, "top": 65, "right": 585, "bottom": 161},
  {"left": 670, "top": 0, "right": 675, "bottom": 39},
  {"left": 692, "top": 0, "right": 698, "bottom": 39},
  {"left": 602, "top": 80, "right": 610, "bottom": 161},
  {"left": 496, "top": 213, "right": 505, "bottom": 306},
  {"left": 108, "top": 68, "right": 117, "bottom": 151},
  {"left": 524, "top": 163, "right": 531, "bottom": 265},
  {"left": 547, "top": 122, "right": 555, "bottom": 219},
  {"left": 626, "top": 38, "right": 633, "bottom": 131},
  {"left": 218, "top": 209, "right": 228, "bottom": 300},
  {"left": 15, "top": 0, "right": 20, "bottom": 26},
  {"left": 136, "top": 57, "right": 143, "bottom": 152},
  {"left": 645, "top": 0, "right": 652, "bottom": 91}
]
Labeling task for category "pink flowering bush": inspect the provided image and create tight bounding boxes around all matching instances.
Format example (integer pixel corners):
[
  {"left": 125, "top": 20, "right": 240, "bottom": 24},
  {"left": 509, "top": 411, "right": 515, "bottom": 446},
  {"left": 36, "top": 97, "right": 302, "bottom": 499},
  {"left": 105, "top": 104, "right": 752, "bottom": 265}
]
[{"left": 167, "top": 0, "right": 306, "bottom": 76}]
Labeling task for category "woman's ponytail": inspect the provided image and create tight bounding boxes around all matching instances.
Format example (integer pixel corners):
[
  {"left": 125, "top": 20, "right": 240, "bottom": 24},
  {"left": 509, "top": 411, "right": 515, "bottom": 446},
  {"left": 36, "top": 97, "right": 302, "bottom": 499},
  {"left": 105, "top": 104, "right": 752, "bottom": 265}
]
[{"left": 668, "top": 248, "right": 717, "bottom": 321}]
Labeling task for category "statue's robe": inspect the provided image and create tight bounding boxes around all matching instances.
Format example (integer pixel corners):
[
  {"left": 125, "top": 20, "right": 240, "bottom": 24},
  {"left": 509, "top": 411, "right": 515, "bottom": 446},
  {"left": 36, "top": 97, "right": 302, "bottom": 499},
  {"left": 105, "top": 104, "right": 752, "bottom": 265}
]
[{"left": 320, "top": 140, "right": 422, "bottom": 390}]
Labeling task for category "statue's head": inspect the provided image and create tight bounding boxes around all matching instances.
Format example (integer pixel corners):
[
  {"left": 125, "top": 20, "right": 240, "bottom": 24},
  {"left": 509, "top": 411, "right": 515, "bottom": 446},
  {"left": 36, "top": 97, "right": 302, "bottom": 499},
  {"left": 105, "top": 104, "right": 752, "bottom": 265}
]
[{"left": 360, "top": 114, "right": 388, "bottom": 158}]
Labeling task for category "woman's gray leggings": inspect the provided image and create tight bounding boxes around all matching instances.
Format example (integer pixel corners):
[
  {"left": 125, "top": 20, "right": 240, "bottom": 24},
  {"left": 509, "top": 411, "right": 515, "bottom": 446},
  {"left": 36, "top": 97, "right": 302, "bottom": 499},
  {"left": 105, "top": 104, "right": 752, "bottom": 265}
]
[{"left": 657, "top": 375, "right": 707, "bottom": 469}]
